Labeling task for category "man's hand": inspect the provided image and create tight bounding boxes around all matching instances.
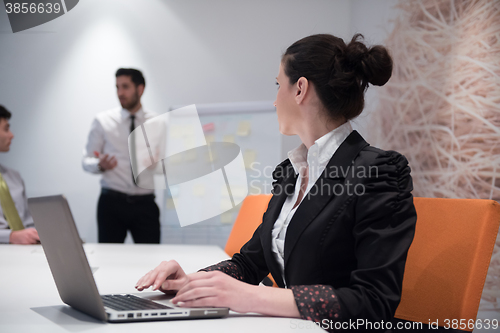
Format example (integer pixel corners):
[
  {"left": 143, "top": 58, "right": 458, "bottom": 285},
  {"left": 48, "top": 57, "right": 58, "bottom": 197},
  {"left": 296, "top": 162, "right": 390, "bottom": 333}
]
[
  {"left": 10, "top": 228, "right": 40, "bottom": 244},
  {"left": 95, "top": 152, "right": 117, "bottom": 171}
]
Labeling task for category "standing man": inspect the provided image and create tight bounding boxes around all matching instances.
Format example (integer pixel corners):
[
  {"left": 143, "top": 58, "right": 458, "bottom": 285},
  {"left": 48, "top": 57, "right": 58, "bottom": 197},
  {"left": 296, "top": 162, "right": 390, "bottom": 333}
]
[
  {"left": 82, "top": 68, "right": 160, "bottom": 243},
  {"left": 0, "top": 105, "right": 40, "bottom": 244}
]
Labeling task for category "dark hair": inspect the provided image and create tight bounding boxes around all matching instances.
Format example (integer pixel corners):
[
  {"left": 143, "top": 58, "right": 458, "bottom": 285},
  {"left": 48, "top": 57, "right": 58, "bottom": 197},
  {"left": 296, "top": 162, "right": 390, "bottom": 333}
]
[
  {"left": 282, "top": 33, "right": 392, "bottom": 121},
  {"left": 115, "top": 68, "right": 146, "bottom": 87},
  {"left": 0, "top": 105, "right": 12, "bottom": 121}
]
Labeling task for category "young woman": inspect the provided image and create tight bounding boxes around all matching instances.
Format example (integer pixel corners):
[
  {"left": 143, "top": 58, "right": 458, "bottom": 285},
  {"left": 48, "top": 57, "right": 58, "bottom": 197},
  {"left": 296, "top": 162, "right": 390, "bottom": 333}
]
[{"left": 135, "top": 33, "right": 417, "bottom": 328}]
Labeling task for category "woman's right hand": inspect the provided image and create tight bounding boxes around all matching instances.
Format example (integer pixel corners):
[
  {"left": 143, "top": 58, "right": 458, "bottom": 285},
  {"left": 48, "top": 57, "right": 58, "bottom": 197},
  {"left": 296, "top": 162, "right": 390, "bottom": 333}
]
[{"left": 135, "top": 260, "right": 189, "bottom": 294}]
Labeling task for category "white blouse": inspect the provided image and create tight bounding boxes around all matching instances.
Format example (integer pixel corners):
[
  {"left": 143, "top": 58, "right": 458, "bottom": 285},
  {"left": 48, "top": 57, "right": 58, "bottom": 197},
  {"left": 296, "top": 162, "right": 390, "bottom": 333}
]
[{"left": 271, "top": 121, "right": 353, "bottom": 286}]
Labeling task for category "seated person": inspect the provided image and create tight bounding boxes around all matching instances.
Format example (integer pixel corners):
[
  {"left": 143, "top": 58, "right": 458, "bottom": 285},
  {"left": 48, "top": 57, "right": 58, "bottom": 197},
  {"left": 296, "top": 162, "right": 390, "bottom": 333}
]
[
  {"left": 0, "top": 105, "right": 39, "bottom": 244},
  {"left": 134, "top": 34, "right": 417, "bottom": 329}
]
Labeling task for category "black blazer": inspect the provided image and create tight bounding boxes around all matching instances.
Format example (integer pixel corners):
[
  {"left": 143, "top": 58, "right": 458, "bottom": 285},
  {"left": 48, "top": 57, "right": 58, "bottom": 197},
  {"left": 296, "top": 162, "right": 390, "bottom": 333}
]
[{"left": 230, "top": 130, "right": 417, "bottom": 323}]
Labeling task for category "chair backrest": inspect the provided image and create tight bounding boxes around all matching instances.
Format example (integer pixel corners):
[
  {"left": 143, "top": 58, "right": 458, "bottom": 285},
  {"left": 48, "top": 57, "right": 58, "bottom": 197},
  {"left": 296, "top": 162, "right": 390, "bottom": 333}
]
[
  {"left": 395, "top": 197, "right": 500, "bottom": 331},
  {"left": 225, "top": 194, "right": 273, "bottom": 257}
]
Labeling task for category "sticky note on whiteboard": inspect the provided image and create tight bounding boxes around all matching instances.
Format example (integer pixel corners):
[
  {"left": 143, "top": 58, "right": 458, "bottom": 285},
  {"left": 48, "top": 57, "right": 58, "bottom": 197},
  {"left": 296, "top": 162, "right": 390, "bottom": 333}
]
[
  {"left": 236, "top": 121, "right": 251, "bottom": 136},
  {"left": 223, "top": 135, "right": 235, "bottom": 143},
  {"left": 243, "top": 149, "right": 256, "bottom": 169}
]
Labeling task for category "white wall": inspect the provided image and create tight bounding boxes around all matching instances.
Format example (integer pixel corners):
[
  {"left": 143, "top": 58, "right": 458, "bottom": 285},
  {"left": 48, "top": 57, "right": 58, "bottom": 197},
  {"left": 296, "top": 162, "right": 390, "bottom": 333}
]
[
  {"left": 0, "top": 0, "right": 355, "bottom": 242},
  {"left": 349, "top": 0, "right": 399, "bottom": 143}
]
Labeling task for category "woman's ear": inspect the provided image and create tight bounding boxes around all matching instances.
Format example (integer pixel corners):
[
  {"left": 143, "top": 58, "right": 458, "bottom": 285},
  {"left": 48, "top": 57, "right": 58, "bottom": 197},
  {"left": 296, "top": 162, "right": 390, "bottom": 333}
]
[{"left": 295, "top": 77, "right": 309, "bottom": 105}]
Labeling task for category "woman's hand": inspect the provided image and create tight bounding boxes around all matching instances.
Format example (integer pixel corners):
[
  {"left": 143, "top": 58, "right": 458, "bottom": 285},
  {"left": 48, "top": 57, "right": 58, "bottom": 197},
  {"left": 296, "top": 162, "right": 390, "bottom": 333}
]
[
  {"left": 171, "top": 270, "right": 256, "bottom": 313},
  {"left": 135, "top": 260, "right": 189, "bottom": 294},
  {"left": 135, "top": 261, "right": 300, "bottom": 318}
]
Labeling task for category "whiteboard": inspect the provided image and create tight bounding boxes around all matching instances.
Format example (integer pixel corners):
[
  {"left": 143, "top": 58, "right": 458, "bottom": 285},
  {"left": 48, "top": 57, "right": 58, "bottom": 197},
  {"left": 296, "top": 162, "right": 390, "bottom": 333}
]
[{"left": 161, "top": 101, "right": 281, "bottom": 248}]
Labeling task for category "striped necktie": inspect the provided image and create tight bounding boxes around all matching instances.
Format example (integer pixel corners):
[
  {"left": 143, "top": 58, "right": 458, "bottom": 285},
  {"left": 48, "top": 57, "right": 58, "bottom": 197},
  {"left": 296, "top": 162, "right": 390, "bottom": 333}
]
[{"left": 0, "top": 172, "right": 25, "bottom": 231}]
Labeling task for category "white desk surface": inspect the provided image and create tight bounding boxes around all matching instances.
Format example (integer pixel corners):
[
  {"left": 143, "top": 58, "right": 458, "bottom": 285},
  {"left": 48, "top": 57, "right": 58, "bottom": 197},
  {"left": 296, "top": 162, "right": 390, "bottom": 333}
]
[{"left": 0, "top": 244, "right": 325, "bottom": 333}]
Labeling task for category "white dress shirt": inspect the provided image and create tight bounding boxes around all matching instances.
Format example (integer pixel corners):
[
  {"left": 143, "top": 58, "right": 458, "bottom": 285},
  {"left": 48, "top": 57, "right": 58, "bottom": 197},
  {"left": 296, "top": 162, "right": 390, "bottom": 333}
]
[
  {"left": 0, "top": 164, "right": 35, "bottom": 243},
  {"left": 271, "top": 121, "right": 353, "bottom": 286},
  {"left": 82, "top": 107, "right": 157, "bottom": 195}
]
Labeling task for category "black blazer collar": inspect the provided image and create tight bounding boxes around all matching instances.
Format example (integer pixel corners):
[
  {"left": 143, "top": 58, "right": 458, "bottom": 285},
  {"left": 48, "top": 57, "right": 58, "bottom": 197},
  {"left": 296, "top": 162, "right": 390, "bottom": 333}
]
[{"left": 261, "top": 130, "right": 369, "bottom": 286}]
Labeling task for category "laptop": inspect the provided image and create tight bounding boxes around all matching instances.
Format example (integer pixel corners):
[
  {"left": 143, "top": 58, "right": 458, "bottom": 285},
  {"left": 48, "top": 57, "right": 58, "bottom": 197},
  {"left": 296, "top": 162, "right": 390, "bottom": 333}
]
[{"left": 28, "top": 194, "right": 229, "bottom": 322}]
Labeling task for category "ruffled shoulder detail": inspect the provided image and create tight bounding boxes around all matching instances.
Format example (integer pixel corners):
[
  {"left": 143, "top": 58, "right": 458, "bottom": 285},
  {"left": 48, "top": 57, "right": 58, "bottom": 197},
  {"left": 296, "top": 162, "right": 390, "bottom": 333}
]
[{"left": 364, "top": 149, "right": 413, "bottom": 201}]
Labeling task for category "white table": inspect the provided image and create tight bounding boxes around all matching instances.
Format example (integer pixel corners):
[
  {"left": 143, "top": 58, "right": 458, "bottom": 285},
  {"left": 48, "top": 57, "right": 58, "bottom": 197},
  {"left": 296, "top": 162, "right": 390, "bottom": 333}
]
[{"left": 0, "top": 244, "right": 325, "bottom": 333}]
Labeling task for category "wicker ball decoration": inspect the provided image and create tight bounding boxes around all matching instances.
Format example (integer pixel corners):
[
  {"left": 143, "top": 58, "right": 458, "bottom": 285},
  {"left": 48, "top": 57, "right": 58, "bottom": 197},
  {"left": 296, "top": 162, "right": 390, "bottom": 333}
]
[{"left": 371, "top": 0, "right": 500, "bottom": 310}]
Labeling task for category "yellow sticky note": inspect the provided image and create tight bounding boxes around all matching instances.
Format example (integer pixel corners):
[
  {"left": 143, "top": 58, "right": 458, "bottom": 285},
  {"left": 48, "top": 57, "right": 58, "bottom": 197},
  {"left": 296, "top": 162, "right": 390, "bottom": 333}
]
[
  {"left": 205, "top": 134, "right": 215, "bottom": 144},
  {"left": 223, "top": 135, "right": 235, "bottom": 143},
  {"left": 243, "top": 149, "right": 256, "bottom": 169},
  {"left": 248, "top": 185, "right": 262, "bottom": 195},
  {"left": 206, "top": 148, "right": 216, "bottom": 163},
  {"left": 166, "top": 198, "right": 175, "bottom": 209},
  {"left": 236, "top": 120, "right": 251, "bottom": 136},
  {"left": 230, "top": 185, "right": 247, "bottom": 199},
  {"left": 219, "top": 197, "right": 233, "bottom": 211}
]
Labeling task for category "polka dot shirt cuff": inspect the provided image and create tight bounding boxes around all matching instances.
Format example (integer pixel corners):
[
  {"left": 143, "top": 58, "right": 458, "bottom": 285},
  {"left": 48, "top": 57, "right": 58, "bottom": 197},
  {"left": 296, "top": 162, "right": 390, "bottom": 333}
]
[
  {"left": 199, "top": 260, "right": 244, "bottom": 281},
  {"left": 291, "top": 285, "right": 342, "bottom": 324}
]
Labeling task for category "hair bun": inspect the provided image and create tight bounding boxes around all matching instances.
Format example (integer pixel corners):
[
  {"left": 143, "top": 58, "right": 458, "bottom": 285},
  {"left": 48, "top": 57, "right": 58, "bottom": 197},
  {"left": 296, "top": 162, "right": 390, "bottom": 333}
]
[
  {"left": 363, "top": 46, "right": 393, "bottom": 86},
  {"left": 346, "top": 34, "right": 393, "bottom": 87}
]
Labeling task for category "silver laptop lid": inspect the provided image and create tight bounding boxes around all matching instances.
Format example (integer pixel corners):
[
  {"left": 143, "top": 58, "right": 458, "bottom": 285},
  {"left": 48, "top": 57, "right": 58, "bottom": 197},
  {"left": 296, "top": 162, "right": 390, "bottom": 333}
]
[{"left": 28, "top": 195, "right": 108, "bottom": 321}]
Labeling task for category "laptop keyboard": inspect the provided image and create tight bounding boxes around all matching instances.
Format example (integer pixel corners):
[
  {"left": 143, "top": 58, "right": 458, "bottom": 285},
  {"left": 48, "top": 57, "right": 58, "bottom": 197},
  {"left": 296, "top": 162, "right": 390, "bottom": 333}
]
[{"left": 101, "top": 294, "right": 173, "bottom": 311}]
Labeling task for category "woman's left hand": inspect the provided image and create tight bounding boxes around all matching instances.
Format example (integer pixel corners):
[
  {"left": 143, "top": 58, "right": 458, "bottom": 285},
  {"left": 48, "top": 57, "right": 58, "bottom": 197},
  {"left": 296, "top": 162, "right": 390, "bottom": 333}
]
[{"left": 172, "top": 270, "right": 256, "bottom": 313}]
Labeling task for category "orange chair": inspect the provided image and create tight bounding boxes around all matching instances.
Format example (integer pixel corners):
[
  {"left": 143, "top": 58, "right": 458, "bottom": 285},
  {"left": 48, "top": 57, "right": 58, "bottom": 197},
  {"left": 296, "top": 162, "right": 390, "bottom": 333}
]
[
  {"left": 225, "top": 194, "right": 273, "bottom": 257},
  {"left": 225, "top": 194, "right": 275, "bottom": 286},
  {"left": 226, "top": 195, "right": 500, "bottom": 328},
  {"left": 395, "top": 198, "right": 500, "bottom": 331}
]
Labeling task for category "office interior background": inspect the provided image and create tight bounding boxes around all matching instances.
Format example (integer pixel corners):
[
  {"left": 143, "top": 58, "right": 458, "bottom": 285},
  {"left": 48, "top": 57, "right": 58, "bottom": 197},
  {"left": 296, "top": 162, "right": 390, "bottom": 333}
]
[{"left": 0, "top": 0, "right": 498, "bottom": 316}]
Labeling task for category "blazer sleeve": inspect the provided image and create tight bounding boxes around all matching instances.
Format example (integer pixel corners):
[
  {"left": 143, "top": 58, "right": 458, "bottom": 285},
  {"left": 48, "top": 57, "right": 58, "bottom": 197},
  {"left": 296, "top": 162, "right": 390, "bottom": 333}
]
[
  {"left": 291, "top": 150, "right": 417, "bottom": 327},
  {"left": 202, "top": 222, "right": 271, "bottom": 285}
]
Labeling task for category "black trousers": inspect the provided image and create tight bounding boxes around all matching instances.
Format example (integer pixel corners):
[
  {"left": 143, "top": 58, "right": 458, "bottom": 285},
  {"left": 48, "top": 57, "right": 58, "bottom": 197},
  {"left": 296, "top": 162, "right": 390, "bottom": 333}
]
[{"left": 97, "top": 188, "right": 160, "bottom": 243}]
